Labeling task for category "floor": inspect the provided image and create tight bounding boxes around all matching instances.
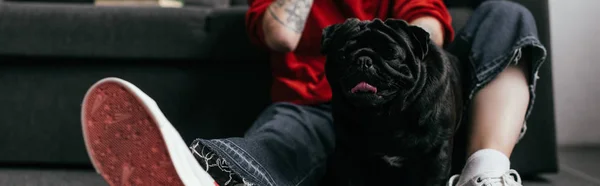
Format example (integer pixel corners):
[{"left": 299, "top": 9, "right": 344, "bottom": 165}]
[
  {"left": 528, "top": 146, "right": 600, "bottom": 186},
  {"left": 0, "top": 147, "right": 598, "bottom": 186}
]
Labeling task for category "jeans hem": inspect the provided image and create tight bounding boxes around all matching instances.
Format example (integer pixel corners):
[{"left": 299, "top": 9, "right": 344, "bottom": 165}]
[
  {"left": 193, "top": 138, "right": 276, "bottom": 186},
  {"left": 467, "top": 35, "right": 548, "bottom": 141}
]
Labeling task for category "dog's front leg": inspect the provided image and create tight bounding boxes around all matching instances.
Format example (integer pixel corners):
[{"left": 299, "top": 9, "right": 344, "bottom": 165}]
[
  {"left": 326, "top": 146, "right": 370, "bottom": 186},
  {"left": 424, "top": 140, "right": 454, "bottom": 186}
]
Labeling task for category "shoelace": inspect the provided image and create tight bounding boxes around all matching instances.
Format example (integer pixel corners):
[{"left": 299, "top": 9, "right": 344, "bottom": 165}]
[
  {"left": 475, "top": 169, "right": 522, "bottom": 186},
  {"left": 446, "top": 169, "right": 522, "bottom": 186}
]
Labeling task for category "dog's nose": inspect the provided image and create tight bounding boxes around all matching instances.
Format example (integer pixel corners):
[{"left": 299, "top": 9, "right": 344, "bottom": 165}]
[{"left": 357, "top": 56, "right": 373, "bottom": 68}]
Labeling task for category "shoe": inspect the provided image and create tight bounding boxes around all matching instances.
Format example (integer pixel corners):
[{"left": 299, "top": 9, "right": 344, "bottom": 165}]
[
  {"left": 447, "top": 169, "right": 523, "bottom": 186},
  {"left": 81, "top": 77, "right": 218, "bottom": 186}
]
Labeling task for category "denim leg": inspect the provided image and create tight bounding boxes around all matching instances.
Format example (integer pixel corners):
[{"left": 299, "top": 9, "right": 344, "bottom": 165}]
[
  {"left": 447, "top": 0, "right": 548, "bottom": 139},
  {"left": 193, "top": 102, "right": 335, "bottom": 186},
  {"left": 446, "top": 0, "right": 548, "bottom": 175}
]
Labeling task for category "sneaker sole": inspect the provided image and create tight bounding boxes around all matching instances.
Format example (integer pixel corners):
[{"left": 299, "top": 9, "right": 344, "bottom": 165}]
[{"left": 81, "top": 77, "right": 218, "bottom": 186}]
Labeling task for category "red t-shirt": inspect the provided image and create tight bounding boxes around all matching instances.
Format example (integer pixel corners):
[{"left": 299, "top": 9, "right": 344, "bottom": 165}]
[{"left": 246, "top": 0, "right": 454, "bottom": 105}]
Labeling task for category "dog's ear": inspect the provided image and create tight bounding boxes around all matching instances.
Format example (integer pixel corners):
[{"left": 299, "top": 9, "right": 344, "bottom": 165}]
[
  {"left": 406, "top": 25, "right": 430, "bottom": 60},
  {"left": 321, "top": 24, "right": 341, "bottom": 55},
  {"left": 384, "top": 19, "right": 430, "bottom": 60},
  {"left": 321, "top": 18, "right": 362, "bottom": 55}
]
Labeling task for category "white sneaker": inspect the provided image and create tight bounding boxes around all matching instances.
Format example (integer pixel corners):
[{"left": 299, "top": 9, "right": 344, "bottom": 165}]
[
  {"left": 81, "top": 77, "right": 218, "bottom": 186},
  {"left": 447, "top": 169, "right": 523, "bottom": 186}
]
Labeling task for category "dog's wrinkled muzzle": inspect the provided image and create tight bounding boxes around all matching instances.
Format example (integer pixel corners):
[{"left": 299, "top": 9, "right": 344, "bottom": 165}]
[{"left": 356, "top": 56, "right": 373, "bottom": 69}]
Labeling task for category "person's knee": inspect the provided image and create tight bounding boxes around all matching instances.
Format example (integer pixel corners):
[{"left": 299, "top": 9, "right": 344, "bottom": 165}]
[{"left": 477, "top": 0, "right": 533, "bottom": 20}]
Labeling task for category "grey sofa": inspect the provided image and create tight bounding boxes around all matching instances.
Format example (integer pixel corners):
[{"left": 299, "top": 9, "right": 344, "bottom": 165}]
[{"left": 0, "top": 0, "right": 557, "bottom": 177}]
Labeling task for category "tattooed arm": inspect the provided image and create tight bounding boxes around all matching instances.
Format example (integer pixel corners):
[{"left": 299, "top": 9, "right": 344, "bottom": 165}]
[{"left": 262, "top": 0, "right": 314, "bottom": 52}]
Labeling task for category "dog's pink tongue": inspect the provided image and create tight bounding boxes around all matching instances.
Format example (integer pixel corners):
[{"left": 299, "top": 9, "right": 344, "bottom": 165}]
[{"left": 351, "top": 82, "right": 378, "bottom": 93}]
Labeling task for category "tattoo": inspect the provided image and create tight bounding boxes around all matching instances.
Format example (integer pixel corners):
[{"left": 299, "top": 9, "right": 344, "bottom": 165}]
[
  {"left": 268, "top": 0, "right": 313, "bottom": 33},
  {"left": 273, "top": 0, "right": 284, "bottom": 7}
]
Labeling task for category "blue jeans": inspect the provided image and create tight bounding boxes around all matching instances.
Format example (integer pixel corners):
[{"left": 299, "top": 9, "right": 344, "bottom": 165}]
[{"left": 193, "top": 1, "right": 547, "bottom": 185}]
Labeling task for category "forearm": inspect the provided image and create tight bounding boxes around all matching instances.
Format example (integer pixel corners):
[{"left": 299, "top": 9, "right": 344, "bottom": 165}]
[
  {"left": 410, "top": 16, "right": 445, "bottom": 47},
  {"left": 262, "top": 0, "right": 314, "bottom": 52}
]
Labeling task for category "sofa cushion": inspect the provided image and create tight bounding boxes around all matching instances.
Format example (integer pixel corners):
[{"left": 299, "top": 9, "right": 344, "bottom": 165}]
[
  {"left": 448, "top": 8, "right": 473, "bottom": 33},
  {"left": 0, "top": 2, "right": 212, "bottom": 59},
  {"left": 230, "top": 0, "right": 245, "bottom": 6},
  {"left": 205, "top": 7, "right": 267, "bottom": 63},
  {"left": 184, "top": 0, "right": 229, "bottom": 8},
  {"left": 0, "top": 3, "right": 264, "bottom": 62}
]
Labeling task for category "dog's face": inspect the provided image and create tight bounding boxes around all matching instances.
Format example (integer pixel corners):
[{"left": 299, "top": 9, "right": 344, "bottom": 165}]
[{"left": 322, "top": 18, "right": 431, "bottom": 108}]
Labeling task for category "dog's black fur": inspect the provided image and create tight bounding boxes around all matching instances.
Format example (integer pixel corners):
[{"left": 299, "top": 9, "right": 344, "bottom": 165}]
[{"left": 320, "top": 18, "right": 464, "bottom": 186}]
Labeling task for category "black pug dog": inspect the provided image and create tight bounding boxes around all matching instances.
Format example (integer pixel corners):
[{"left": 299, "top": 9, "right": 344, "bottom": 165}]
[{"left": 320, "top": 18, "right": 464, "bottom": 186}]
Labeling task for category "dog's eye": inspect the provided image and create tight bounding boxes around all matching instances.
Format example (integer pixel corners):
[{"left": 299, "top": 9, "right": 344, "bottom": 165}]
[
  {"left": 388, "top": 48, "right": 395, "bottom": 54},
  {"left": 386, "top": 46, "right": 403, "bottom": 59},
  {"left": 338, "top": 55, "right": 346, "bottom": 61},
  {"left": 387, "top": 48, "right": 399, "bottom": 58}
]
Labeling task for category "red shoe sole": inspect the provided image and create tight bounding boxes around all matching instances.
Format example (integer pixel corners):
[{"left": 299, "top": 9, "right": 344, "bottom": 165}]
[{"left": 82, "top": 82, "right": 185, "bottom": 186}]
